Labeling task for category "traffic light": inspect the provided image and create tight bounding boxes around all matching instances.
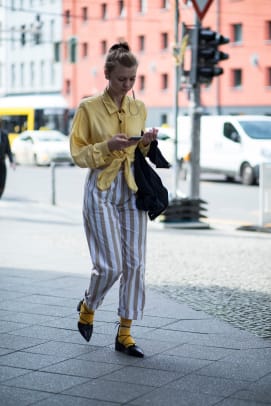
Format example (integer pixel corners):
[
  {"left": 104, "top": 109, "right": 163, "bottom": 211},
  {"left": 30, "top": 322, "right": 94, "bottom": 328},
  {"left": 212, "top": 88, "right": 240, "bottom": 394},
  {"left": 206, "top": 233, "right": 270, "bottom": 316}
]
[{"left": 190, "top": 27, "right": 230, "bottom": 85}]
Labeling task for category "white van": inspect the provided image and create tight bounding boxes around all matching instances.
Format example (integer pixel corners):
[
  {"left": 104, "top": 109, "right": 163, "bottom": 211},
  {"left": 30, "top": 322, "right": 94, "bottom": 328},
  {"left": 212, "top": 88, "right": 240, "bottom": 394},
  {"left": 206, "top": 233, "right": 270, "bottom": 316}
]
[{"left": 177, "top": 115, "right": 271, "bottom": 185}]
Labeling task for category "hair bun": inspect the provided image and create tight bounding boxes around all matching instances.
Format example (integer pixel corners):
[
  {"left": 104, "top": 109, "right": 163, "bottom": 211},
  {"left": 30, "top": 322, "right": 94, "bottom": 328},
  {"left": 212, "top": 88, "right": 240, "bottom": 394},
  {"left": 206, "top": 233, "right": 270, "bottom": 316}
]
[{"left": 109, "top": 42, "right": 130, "bottom": 53}]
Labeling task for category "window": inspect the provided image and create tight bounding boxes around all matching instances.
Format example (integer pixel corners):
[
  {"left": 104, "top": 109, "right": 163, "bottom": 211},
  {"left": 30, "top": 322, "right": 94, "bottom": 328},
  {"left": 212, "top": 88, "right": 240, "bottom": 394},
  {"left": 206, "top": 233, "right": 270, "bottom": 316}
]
[
  {"left": 138, "top": 0, "right": 147, "bottom": 13},
  {"left": 65, "top": 79, "right": 71, "bottom": 95},
  {"left": 161, "top": 32, "right": 168, "bottom": 49},
  {"left": 232, "top": 69, "right": 242, "bottom": 87},
  {"left": 161, "top": 73, "right": 168, "bottom": 90},
  {"left": 118, "top": 1, "right": 125, "bottom": 17},
  {"left": 54, "top": 42, "right": 61, "bottom": 62},
  {"left": 161, "top": 0, "right": 169, "bottom": 9},
  {"left": 101, "top": 3, "right": 107, "bottom": 19},
  {"left": 138, "top": 75, "right": 145, "bottom": 91},
  {"left": 50, "top": 20, "right": 55, "bottom": 42},
  {"left": 33, "top": 15, "right": 43, "bottom": 45},
  {"left": 138, "top": 35, "right": 145, "bottom": 51},
  {"left": 232, "top": 23, "right": 242, "bottom": 43},
  {"left": 40, "top": 60, "right": 45, "bottom": 86},
  {"left": 82, "top": 7, "right": 88, "bottom": 22},
  {"left": 82, "top": 42, "right": 88, "bottom": 58},
  {"left": 11, "top": 64, "right": 15, "bottom": 88},
  {"left": 65, "top": 10, "right": 71, "bottom": 24},
  {"left": 50, "top": 63, "right": 55, "bottom": 85},
  {"left": 265, "top": 21, "right": 271, "bottom": 41},
  {"left": 20, "top": 63, "right": 24, "bottom": 87},
  {"left": 21, "top": 25, "right": 26, "bottom": 46},
  {"left": 223, "top": 123, "right": 240, "bottom": 142},
  {"left": 30, "top": 61, "right": 34, "bottom": 86},
  {"left": 266, "top": 67, "right": 271, "bottom": 87},
  {"left": 101, "top": 40, "right": 107, "bottom": 54},
  {"left": 69, "top": 37, "right": 77, "bottom": 63},
  {"left": 160, "top": 113, "right": 168, "bottom": 125}
]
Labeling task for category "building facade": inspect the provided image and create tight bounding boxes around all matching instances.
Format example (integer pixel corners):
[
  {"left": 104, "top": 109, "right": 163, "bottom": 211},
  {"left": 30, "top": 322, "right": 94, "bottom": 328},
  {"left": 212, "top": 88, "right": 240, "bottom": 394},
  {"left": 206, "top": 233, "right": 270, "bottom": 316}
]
[
  {"left": 1, "top": 0, "right": 270, "bottom": 130},
  {"left": 0, "top": 0, "right": 69, "bottom": 134},
  {"left": 62, "top": 0, "right": 271, "bottom": 127}
]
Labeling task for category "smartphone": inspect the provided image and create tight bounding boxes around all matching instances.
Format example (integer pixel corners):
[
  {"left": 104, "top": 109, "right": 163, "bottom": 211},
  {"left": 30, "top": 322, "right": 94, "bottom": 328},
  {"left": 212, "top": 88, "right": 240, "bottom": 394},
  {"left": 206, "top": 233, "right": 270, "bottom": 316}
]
[{"left": 130, "top": 136, "right": 142, "bottom": 140}]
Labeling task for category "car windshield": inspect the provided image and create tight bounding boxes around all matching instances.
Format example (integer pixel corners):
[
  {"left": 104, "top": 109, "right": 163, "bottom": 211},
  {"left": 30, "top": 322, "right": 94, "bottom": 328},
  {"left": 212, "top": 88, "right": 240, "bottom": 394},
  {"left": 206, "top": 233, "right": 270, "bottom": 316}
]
[{"left": 238, "top": 120, "right": 271, "bottom": 140}]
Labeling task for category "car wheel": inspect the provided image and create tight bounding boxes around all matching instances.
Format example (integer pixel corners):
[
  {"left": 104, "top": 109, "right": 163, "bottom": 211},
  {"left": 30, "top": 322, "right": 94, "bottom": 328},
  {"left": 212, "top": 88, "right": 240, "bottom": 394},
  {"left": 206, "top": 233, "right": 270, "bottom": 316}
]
[{"left": 241, "top": 163, "right": 255, "bottom": 185}]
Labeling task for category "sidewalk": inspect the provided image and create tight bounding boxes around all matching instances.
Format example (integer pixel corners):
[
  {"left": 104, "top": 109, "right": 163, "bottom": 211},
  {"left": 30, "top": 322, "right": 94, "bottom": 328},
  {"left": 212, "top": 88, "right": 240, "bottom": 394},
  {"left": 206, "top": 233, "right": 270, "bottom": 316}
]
[{"left": 0, "top": 199, "right": 271, "bottom": 406}]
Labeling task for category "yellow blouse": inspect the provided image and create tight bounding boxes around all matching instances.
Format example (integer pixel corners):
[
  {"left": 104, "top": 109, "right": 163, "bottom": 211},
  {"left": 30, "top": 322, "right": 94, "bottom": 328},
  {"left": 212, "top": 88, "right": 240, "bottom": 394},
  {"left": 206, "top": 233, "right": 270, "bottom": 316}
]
[{"left": 70, "top": 90, "right": 148, "bottom": 191}]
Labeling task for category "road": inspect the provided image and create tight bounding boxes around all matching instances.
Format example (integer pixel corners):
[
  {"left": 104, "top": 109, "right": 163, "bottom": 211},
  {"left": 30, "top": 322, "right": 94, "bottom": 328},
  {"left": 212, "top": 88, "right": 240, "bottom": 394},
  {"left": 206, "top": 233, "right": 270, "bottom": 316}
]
[{"left": 3, "top": 164, "right": 260, "bottom": 228}]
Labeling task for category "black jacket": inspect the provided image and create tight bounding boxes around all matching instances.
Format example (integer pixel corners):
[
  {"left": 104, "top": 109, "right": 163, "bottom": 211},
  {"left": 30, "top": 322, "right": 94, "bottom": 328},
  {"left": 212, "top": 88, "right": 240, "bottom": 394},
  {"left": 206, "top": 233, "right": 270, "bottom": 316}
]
[
  {"left": 134, "top": 140, "right": 170, "bottom": 220},
  {"left": 0, "top": 130, "right": 13, "bottom": 163}
]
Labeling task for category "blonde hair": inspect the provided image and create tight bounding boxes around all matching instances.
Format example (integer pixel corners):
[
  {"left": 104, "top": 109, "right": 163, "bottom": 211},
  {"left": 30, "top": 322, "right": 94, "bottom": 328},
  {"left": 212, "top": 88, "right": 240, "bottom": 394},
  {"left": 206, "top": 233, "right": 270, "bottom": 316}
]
[{"left": 105, "top": 42, "right": 138, "bottom": 75}]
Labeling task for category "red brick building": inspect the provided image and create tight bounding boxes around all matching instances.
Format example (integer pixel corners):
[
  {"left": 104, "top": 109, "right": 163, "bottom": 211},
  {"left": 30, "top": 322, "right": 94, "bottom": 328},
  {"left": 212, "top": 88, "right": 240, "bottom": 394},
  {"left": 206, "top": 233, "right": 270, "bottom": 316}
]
[{"left": 62, "top": 0, "right": 271, "bottom": 127}]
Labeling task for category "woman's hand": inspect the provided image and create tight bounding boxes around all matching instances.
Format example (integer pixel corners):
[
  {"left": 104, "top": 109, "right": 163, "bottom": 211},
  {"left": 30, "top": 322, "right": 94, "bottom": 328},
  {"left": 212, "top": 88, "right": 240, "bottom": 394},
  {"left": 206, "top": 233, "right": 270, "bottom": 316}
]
[
  {"left": 141, "top": 128, "right": 158, "bottom": 146},
  {"left": 108, "top": 133, "right": 139, "bottom": 151}
]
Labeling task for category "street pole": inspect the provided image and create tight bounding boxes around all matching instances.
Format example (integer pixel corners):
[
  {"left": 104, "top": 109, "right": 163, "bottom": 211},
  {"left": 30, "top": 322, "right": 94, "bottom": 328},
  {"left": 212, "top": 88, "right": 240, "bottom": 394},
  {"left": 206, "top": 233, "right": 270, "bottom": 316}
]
[
  {"left": 172, "top": 0, "right": 180, "bottom": 198},
  {"left": 189, "top": 16, "right": 201, "bottom": 199}
]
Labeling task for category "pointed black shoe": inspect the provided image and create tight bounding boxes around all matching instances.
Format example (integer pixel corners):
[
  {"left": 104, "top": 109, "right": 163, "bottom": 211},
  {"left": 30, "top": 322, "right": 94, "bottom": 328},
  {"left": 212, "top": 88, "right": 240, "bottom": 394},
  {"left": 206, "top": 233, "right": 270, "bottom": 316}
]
[
  {"left": 115, "top": 334, "right": 144, "bottom": 358},
  {"left": 77, "top": 300, "right": 93, "bottom": 343}
]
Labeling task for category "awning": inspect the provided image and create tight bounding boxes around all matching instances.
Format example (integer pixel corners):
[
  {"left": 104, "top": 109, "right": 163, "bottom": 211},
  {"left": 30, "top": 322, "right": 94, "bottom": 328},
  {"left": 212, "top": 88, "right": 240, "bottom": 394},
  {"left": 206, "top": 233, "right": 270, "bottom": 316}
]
[{"left": 0, "top": 94, "right": 68, "bottom": 109}]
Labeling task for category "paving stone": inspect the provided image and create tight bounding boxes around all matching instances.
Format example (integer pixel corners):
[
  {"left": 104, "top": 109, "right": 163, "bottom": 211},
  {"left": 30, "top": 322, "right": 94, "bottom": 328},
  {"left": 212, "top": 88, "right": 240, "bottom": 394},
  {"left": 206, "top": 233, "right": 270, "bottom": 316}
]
[
  {"left": 99, "top": 365, "right": 184, "bottom": 387},
  {"left": 0, "top": 333, "right": 47, "bottom": 350},
  {"left": 166, "top": 373, "right": 249, "bottom": 397},
  {"left": 214, "top": 399, "right": 271, "bottom": 406},
  {"left": 0, "top": 320, "right": 29, "bottom": 333},
  {"left": 23, "top": 340, "right": 93, "bottom": 357},
  {"left": 0, "top": 384, "right": 49, "bottom": 406},
  {"left": 75, "top": 347, "right": 142, "bottom": 365},
  {"left": 41, "top": 358, "right": 123, "bottom": 378},
  {"left": 34, "top": 394, "right": 119, "bottom": 406},
  {"left": 137, "top": 353, "right": 211, "bottom": 374},
  {"left": 0, "top": 365, "right": 30, "bottom": 382},
  {"left": 127, "top": 387, "right": 223, "bottom": 405},
  {"left": 164, "top": 343, "right": 241, "bottom": 361},
  {"left": 3, "top": 370, "right": 89, "bottom": 393},
  {"left": 0, "top": 351, "right": 67, "bottom": 370},
  {"left": 63, "top": 378, "right": 152, "bottom": 403},
  {"left": 197, "top": 359, "right": 271, "bottom": 381}
]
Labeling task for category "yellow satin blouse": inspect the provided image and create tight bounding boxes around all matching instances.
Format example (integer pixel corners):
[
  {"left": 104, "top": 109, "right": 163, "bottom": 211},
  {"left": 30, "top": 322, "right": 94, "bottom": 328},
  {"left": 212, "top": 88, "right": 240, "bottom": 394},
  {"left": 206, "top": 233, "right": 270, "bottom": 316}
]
[{"left": 70, "top": 90, "right": 148, "bottom": 191}]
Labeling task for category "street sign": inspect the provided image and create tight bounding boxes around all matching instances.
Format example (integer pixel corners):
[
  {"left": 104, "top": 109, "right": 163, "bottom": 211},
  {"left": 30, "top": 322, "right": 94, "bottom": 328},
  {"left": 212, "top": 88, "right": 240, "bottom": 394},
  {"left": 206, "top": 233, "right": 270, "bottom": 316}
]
[{"left": 190, "top": 0, "right": 214, "bottom": 21}]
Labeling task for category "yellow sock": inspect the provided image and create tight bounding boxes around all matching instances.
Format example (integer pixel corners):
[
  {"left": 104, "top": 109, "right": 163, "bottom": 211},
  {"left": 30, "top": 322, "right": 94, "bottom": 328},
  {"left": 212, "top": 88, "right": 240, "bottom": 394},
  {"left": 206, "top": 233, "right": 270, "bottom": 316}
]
[
  {"left": 118, "top": 318, "right": 135, "bottom": 347},
  {"left": 79, "top": 302, "right": 94, "bottom": 325}
]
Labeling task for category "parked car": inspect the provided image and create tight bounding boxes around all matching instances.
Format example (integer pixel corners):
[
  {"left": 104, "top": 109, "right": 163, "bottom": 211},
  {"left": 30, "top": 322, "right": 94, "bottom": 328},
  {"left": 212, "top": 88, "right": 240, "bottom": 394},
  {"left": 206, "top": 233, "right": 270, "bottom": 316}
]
[
  {"left": 12, "top": 130, "right": 73, "bottom": 166},
  {"left": 178, "top": 115, "right": 271, "bottom": 185}
]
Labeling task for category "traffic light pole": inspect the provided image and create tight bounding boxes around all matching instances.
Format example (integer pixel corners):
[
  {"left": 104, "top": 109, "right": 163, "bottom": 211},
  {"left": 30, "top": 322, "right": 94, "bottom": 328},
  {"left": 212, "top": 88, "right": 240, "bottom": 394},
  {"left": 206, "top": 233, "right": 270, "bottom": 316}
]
[
  {"left": 189, "top": 17, "right": 201, "bottom": 199},
  {"left": 172, "top": 0, "right": 180, "bottom": 198}
]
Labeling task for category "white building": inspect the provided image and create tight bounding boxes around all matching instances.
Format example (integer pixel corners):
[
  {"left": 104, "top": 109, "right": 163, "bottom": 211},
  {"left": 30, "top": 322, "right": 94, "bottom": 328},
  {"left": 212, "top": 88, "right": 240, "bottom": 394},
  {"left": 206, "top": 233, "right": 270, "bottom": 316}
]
[{"left": 1, "top": 0, "right": 67, "bottom": 107}]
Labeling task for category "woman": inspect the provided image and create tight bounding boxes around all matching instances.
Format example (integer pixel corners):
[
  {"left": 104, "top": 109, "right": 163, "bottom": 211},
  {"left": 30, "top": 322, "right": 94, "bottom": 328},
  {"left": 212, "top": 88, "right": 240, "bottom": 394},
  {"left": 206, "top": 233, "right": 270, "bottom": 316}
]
[{"left": 70, "top": 42, "right": 158, "bottom": 358}]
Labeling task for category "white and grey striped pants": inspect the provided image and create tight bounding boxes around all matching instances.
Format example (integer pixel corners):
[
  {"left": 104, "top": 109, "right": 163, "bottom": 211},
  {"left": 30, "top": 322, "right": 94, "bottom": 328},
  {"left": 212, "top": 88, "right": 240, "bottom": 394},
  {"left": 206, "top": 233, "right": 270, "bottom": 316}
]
[{"left": 82, "top": 168, "right": 148, "bottom": 320}]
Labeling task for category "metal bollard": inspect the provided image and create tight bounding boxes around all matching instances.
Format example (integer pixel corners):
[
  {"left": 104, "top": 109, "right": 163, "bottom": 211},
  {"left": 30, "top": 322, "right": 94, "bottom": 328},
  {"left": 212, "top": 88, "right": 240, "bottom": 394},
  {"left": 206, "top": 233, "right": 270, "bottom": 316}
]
[
  {"left": 50, "top": 157, "right": 72, "bottom": 205},
  {"left": 51, "top": 161, "right": 57, "bottom": 205}
]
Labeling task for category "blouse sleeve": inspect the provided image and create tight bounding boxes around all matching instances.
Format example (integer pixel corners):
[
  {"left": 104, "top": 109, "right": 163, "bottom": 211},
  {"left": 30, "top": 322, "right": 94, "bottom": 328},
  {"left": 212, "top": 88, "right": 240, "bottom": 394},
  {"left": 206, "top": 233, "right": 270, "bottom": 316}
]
[{"left": 69, "top": 106, "right": 111, "bottom": 168}]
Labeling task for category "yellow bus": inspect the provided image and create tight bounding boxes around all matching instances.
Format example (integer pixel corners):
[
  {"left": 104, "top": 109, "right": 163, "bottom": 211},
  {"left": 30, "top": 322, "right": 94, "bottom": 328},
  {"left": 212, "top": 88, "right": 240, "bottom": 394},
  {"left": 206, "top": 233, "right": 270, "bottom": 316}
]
[{"left": 0, "top": 95, "right": 70, "bottom": 144}]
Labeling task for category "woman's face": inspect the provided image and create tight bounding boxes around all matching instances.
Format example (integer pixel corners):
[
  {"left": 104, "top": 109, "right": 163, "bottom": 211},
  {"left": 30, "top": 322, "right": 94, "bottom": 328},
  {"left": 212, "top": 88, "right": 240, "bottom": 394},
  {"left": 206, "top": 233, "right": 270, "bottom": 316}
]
[{"left": 107, "top": 63, "right": 138, "bottom": 98}]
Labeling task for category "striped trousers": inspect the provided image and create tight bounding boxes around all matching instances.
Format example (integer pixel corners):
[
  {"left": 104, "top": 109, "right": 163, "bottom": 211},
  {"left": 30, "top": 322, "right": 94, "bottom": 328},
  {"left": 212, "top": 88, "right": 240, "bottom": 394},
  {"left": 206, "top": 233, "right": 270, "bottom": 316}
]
[{"left": 82, "top": 168, "right": 148, "bottom": 320}]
